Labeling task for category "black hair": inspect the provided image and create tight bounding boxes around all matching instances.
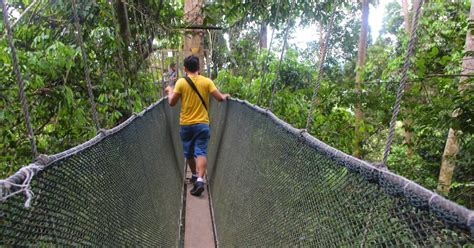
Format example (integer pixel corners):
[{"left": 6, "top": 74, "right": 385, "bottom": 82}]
[
  {"left": 183, "top": 55, "right": 199, "bottom": 73},
  {"left": 170, "top": 62, "right": 176, "bottom": 67}
]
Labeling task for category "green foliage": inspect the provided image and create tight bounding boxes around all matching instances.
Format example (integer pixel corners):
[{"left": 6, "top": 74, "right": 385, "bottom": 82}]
[
  {"left": 1, "top": 0, "right": 472, "bottom": 208},
  {"left": 213, "top": 0, "right": 473, "bottom": 207},
  {"left": 0, "top": 0, "right": 181, "bottom": 177}
]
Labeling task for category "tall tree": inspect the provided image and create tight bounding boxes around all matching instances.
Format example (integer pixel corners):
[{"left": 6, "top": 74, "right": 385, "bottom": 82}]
[
  {"left": 353, "top": 0, "right": 370, "bottom": 158},
  {"left": 402, "top": 0, "right": 410, "bottom": 32},
  {"left": 437, "top": 0, "right": 474, "bottom": 195},
  {"left": 184, "top": 0, "right": 205, "bottom": 73}
]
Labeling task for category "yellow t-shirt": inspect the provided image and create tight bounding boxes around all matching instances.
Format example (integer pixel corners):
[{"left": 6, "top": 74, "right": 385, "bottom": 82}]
[{"left": 173, "top": 75, "right": 217, "bottom": 125}]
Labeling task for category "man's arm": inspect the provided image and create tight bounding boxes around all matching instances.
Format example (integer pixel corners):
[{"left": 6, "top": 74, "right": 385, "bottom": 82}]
[
  {"left": 210, "top": 90, "right": 230, "bottom": 102},
  {"left": 165, "top": 86, "right": 181, "bottom": 106}
]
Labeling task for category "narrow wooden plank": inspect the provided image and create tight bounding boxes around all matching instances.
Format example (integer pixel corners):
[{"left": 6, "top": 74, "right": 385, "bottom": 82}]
[{"left": 184, "top": 170, "right": 215, "bottom": 248}]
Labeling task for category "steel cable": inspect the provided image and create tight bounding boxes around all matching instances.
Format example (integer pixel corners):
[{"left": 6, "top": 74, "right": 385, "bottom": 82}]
[
  {"left": 382, "top": 0, "right": 423, "bottom": 167},
  {"left": 305, "top": 8, "right": 337, "bottom": 132},
  {"left": 1, "top": 0, "right": 38, "bottom": 159},
  {"left": 71, "top": 0, "right": 101, "bottom": 131}
]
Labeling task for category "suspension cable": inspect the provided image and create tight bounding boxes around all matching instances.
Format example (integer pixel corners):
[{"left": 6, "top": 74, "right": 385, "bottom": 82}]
[
  {"left": 130, "top": 5, "right": 145, "bottom": 106},
  {"left": 140, "top": 8, "right": 159, "bottom": 101},
  {"left": 145, "top": 18, "right": 160, "bottom": 100},
  {"left": 207, "top": 29, "right": 214, "bottom": 77},
  {"left": 382, "top": 0, "right": 423, "bottom": 167},
  {"left": 269, "top": 0, "right": 296, "bottom": 110},
  {"left": 71, "top": 0, "right": 101, "bottom": 131},
  {"left": 1, "top": 0, "right": 38, "bottom": 159},
  {"left": 256, "top": 0, "right": 281, "bottom": 106},
  {"left": 150, "top": 24, "right": 162, "bottom": 99},
  {"left": 305, "top": 9, "right": 336, "bottom": 132},
  {"left": 109, "top": 0, "right": 133, "bottom": 113},
  {"left": 159, "top": 51, "right": 166, "bottom": 97}
]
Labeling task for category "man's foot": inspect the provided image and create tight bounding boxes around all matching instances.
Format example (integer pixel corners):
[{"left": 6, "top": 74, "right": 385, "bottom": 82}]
[
  {"left": 190, "top": 175, "right": 197, "bottom": 183},
  {"left": 190, "top": 182, "right": 198, "bottom": 193},
  {"left": 190, "top": 181, "right": 205, "bottom": 196}
]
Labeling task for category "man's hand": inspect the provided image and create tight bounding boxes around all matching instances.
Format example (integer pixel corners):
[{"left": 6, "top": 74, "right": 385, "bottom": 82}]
[
  {"left": 165, "top": 86, "right": 173, "bottom": 95},
  {"left": 211, "top": 90, "right": 230, "bottom": 102}
]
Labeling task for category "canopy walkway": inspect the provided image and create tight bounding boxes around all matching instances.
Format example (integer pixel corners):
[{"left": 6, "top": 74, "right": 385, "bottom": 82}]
[
  {"left": 1, "top": 0, "right": 473, "bottom": 246},
  {"left": 1, "top": 98, "right": 473, "bottom": 246}
]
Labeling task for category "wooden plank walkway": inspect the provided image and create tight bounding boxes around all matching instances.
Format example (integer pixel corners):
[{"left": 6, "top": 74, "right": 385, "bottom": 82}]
[{"left": 184, "top": 169, "right": 215, "bottom": 248}]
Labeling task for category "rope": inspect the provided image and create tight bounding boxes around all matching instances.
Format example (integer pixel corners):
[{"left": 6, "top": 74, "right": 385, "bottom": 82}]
[
  {"left": 256, "top": 1, "right": 281, "bottom": 106},
  {"left": 305, "top": 10, "right": 336, "bottom": 132},
  {"left": 206, "top": 30, "right": 213, "bottom": 78},
  {"left": 145, "top": 20, "right": 159, "bottom": 99},
  {"left": 71, "top": 0, "right": 100, "bottom": 131},
  {"left": 0, "top": 164, "right": 43, "bottom": 208},
  {"left": 159, "top": 51, "right": 166, "bottom": 97},
  {"left": 149, "top": 24, "right": 162, "bottom": 99},
  {"left": 382, "top": 0, "right": 423, "bottom": 167},
  {"left": 269, "top": 0, "right": 295, "bottom": 110},
  {"left": 1, "top": 0, "right": 38, "bottom": 159},
  {"left": 109, "top": 0, "right": 133, "bottom": 113},
  {"left": 131, "top": 6, "right": 145, "bottom": 106},
  {"left": 141, "top": 12, "right": 159, "bottom": 101}
]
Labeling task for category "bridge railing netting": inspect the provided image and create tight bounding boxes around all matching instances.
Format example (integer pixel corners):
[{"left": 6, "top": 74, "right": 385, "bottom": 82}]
[
  {"left": 1, "top": 100, "right": 184, "bottom": 246},
  {"left": 1, "top": 99, "right": 473, "bottom": 246},
  {"left": 207, "top": 99, "right": 473, "bottom": 247}
]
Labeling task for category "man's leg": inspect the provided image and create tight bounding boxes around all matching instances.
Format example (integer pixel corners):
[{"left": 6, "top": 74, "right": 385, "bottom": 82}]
[
  {"left": 190, "top": 156, "right": 206, "bottom": 196},
  {"left": 180, "top": 125, "right": 198, "bottom": 183},
  {"left": 190, "top": 124, "right": 210, "bottom": 196},
  {"left": 187, "top": 157, "right": 198, "bottom": 183},
  {"left": 187, "top": 157, "right": 197, "bottom": 174},
  {"left": 195, "top": 156, "right": 207, "bottom": 179}
]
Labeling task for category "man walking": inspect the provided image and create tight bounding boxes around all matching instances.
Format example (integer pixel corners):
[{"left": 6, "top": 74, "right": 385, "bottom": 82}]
[{"left": 165, "top": 55, "right": 229, "bottom": 196}]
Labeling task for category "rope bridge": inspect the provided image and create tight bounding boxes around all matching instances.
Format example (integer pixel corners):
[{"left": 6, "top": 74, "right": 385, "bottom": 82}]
[{"left": 1, "top": 99, "right": 473, "bottom": 246}]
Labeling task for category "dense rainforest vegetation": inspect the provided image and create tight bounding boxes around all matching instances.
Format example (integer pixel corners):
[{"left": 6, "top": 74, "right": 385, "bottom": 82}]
[{"left": 1, "top": 0, "right": 472, "bottom": 208}]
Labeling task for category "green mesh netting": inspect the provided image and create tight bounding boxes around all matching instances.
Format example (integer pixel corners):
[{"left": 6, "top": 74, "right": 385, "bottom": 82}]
[
  {"left": 1, "top": 99, "right": 473, "bottom": 246},
  {"left": 207, "top": 100, "right": 473, "bottom": 247},
  {"left": 1, "top": 101, "right": 183, "bottom": 246}
]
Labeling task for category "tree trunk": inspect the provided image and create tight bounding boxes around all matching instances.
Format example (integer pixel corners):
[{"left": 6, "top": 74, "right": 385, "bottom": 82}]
[
  {"left": 184, "top": 0, "right": 204, "bottom": 73},
  {"left": 353, "top": 0, "right": 370, "bottom": 158},
  {"left": 259, "top": 22, "right": 267, "bottom": 49},
  {"left": 437, "top": 0, "right": 474, "bottom": 195},
  {"left": 402, "top": 0, "right": 410, "bottom": 33}
]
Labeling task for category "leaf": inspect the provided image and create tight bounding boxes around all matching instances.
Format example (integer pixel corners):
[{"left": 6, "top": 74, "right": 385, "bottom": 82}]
[{"left": 429, "top": 46, "right": 439, "bottom": 57}]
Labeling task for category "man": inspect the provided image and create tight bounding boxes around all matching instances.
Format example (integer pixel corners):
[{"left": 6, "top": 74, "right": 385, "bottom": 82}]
[
  {"left": 165, "top": 55, "right": 229, "bottom": 196},
  {"left": 168, "top": 62, "right": 177, "bottom": 87}
]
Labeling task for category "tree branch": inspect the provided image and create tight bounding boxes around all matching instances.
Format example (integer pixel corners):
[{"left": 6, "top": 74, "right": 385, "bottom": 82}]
[{"left": 12, "top": 0, "right": 39, "bottom": 28}]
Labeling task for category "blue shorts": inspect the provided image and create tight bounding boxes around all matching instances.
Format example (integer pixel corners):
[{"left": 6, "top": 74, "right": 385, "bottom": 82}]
[{"left": 179, "top": 123, "right": 210, "bottom": 159}]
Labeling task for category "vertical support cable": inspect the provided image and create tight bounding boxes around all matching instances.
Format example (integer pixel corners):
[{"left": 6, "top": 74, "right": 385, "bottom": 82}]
[
  {"left": 269, "top": 0, "right": 295, "bottom": 110},
  {"left": 71, "top": 0, "right": 100, "bottom": 131},
  {"left": 109, "top": 0, "right": 133, "bottom": 113},
  {"left": 146, "top": 20, "right": 160, "bottom": 100},
  {"left": 140, "top": 10, "right": 157, "bottom": 101},
  {"left": 1, "top": 0, "right": 38, "bottom": 159},
  {"left": 207, "top": 30, "right": 213, "bottom": 78},
  {"left": 160, "top": 51, "right": 166, "bottom": 97},
  {"left": 382, "top": 0, "right": 423, "bottom": 167},
  {"left": 256, "top": 0, "right": 280, "bottom": 106},
  {"left": 305, "top": 10, "right": 336, "bottom": 132},
  {"left": 130, "top": 5, "right": 145, "bottom": 107}
]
